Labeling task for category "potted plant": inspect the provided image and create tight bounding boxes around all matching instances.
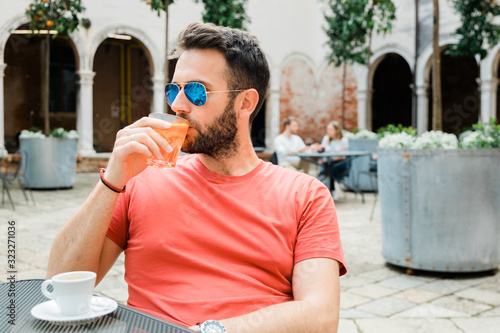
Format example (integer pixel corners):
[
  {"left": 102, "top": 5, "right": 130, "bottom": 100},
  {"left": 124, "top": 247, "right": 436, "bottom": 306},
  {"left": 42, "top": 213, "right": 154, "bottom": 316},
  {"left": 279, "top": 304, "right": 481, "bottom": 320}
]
[
  {"left": 19, "top": 128, "right": 78, "bottom": 189},
  {"left": 377, "top": 118, "right": 500, "bottom": 274}
]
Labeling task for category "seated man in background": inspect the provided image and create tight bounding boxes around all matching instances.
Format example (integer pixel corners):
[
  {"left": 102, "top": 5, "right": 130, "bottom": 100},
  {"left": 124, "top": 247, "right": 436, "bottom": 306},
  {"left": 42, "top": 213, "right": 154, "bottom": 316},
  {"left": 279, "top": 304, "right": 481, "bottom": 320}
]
[{"left": 273, "top": 117, "right": 322, "bottom": 175}]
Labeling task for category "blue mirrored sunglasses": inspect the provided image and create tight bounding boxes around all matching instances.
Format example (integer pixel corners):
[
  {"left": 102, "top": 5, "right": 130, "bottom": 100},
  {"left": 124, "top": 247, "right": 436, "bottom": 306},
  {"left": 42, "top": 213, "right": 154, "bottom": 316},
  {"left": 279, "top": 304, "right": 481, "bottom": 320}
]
[{"left": 165, "top": 82, "right": 245, "bottom": 107}]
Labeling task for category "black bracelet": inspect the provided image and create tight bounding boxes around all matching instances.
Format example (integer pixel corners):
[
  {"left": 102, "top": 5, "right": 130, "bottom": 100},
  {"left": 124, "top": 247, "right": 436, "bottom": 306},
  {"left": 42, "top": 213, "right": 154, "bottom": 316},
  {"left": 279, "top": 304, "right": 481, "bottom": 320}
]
[{"left": 99, "top": 168, "right": 126, "bottom": 193}]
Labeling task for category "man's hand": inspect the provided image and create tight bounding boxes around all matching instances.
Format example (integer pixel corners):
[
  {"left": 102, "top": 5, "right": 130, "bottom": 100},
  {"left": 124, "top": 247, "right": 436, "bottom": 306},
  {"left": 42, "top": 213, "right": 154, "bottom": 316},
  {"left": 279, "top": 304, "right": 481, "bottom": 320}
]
[{"left": 103, "top": 116, "right": 174, "bottom": 190}]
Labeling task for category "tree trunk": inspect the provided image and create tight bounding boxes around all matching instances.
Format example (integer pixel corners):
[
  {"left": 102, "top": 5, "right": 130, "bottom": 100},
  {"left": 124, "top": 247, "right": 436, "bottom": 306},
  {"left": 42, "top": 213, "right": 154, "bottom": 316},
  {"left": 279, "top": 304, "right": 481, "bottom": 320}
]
[
  {"left": 341, "top": 62, "right": 347, "bottom": 129},
  {"left": 42, "top": 34, "right": 50, "bottom": 135},
  {"left": 413, "top": 0, "right": 419, "bottom": 129},
  {"left": 432, "top": 0, "right": 442, "bottom": 131},
  {"left": 164, "top": 0, "right": 170, "bottom": 114}
]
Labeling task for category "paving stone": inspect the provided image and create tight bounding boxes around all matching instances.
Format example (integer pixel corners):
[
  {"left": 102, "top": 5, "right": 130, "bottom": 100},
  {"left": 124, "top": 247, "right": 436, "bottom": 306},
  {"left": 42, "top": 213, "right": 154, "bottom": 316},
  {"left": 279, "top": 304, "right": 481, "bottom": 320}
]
[
  {"left": 341, "top": 275, "right": 378, "bottom": 289},
  {"left": 431, "top": 295, "right": 492, "bottom": 316},
  {"left": 455, "top": 287, "right": 500, "bottom": 306},
  {"left": 349, "top": 283, "right": 398, "bottom": 299},
  {"left": 340, "top": 292, "right": 371, "bottom": 309},
  {"left": 340, "top": 308, "right": 377, "bottom": 319},
  {"left": 338, "top": 319, "right": 360, "bottom": 333},
  {"left": 356, "top": 318, "right": 464, "bottom": 333},
  {"left": 393, "top": 288, "right": 442, "bottom": 304},
  {"left": 421, "top": 279, "right": 481, "bottom": 295},
  {"left": 479, "top": 306, "right": 500, "bottom": 317},
  {"left": 393, "top": 303, "right": 470, "bottom": 318},
  {"left": 453, "top": 318, "right": 500, "bottom": 333},
  {"left": 356, "top": 268, "right": 400, "bottom": 282},
  {"left": 377, "top": 274, "right": 430, "bottom": 291},
  {"left": 356, "top": 297, "right": 416, "bottom": 317},
  {"left": 17, "top": 268, "right": 47, "bottom": 281}
]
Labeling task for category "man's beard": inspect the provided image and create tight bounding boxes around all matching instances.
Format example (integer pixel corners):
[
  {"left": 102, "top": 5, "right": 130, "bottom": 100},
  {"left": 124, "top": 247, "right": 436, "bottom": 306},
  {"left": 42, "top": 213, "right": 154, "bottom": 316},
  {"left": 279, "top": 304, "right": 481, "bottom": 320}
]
[{"left": 181, "top": 98, "right": 239, "bottom": 158}]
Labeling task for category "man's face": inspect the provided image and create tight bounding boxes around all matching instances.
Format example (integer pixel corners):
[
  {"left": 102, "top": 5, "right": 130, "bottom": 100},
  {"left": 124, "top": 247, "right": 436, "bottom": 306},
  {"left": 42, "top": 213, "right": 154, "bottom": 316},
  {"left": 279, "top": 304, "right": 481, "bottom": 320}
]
[
  {"left": 288, "top": 120, "right": 300, "bottom": 135},
  {"left": 170, "top": 49, "right": 239, "bottom": 158}
]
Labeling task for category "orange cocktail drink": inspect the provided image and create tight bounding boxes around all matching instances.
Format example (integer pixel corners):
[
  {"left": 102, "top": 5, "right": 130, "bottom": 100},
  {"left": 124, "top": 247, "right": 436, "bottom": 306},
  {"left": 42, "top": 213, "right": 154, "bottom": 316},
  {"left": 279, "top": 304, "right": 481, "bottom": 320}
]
[{"left": 147, "top": 113, "right": 189, "bottom": 169}]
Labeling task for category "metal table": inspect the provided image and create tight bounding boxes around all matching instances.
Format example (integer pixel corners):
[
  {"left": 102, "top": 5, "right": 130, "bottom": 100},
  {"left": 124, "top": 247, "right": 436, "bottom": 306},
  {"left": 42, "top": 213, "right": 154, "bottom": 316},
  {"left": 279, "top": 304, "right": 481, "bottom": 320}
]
[
  {"left": 1, "top": 279, "right": 192, "bottom": 332},
  {"left": 294, "top": 150, "right": 370, "bottom": 201}
]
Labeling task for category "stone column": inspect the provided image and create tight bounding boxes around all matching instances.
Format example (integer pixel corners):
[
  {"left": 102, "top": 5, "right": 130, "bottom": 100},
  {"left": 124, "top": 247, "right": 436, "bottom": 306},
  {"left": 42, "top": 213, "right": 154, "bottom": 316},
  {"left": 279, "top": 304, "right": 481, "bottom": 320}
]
[
  {"left": 76, "top": 70, "right": 96, "bottom": 156},
  {"left": 267, "top": 88, "right": 281, "bottom": 150},
  {"left": 152, "top": 75, "right": 165, "bottom": 114},
  {"left": 356, "top": 89, "right": 368, "bottom": 130},
  {"left": 0, "top": 63, "right": 7, "bottom": 157},
  {"left": 479, "top": 78, "right": 498, "bottom": 123},
  {"left": 416, "top": 84, "right": 429, "bottom": 134}
]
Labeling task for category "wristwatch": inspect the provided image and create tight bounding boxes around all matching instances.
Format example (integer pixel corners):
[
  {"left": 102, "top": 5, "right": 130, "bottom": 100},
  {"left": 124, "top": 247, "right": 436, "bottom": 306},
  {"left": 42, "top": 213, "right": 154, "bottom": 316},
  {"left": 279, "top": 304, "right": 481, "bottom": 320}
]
[{"left": 199, "top": 319, "right": 226, "bottom": 333}]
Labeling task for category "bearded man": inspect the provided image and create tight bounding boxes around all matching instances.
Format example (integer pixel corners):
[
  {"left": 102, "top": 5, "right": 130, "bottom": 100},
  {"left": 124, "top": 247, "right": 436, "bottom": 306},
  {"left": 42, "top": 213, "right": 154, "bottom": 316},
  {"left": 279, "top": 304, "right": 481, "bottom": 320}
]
[{"left": 47, "top": 22, "right": 346, "bottom": 333}]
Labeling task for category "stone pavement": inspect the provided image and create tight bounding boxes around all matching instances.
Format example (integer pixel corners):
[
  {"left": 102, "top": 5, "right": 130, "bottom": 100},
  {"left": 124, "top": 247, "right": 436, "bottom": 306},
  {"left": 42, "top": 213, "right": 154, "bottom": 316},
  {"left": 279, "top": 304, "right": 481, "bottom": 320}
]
[{"left": 0, "top": 172, "right": 499, "bottom": 332}]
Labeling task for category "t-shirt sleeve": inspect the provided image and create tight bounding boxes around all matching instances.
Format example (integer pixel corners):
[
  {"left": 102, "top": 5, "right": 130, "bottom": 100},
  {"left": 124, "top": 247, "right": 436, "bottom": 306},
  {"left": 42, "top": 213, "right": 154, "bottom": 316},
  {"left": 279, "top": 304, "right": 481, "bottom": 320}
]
[
  {"left": 342, "top": 137, "right": 349, "bottom": 151},
  {"left": 321, "top": 135, "right": 329, "bottom": 149},
  {"left": 294, "top": 178, "right": 347, "bottom": 276},
  {"left": 106, "top": 190, "right": 131, "bottom": 250}
]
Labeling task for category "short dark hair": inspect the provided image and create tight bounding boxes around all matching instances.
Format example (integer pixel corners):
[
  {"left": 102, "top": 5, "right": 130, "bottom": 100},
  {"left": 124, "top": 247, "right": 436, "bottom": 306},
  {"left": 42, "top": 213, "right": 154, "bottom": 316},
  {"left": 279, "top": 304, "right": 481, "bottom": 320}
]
[
  {"left": 176, "top": 22, "right": 270, "bottom": 123},
  {"left": 283, "top": 117, "right": 298, "bottom": 128}
]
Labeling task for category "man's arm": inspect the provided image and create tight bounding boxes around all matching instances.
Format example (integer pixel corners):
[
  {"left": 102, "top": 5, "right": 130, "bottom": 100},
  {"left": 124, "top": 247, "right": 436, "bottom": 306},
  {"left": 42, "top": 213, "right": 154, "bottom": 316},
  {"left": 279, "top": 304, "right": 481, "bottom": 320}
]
[
  {"left": 46, "top": 117, "right": 173, "bottom": 283},
  {"left": 192, "top": 258, "right": 341, "bottom": 333},
  {"left": 46, "top": 182, "right": 123, "bottom": 283}
]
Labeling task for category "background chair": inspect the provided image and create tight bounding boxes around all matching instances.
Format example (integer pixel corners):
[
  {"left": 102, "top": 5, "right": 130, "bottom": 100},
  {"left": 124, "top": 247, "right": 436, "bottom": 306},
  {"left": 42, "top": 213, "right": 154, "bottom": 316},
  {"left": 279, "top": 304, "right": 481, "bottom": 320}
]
[
  {"left": 357, "top": 155, "right": 378, "bottom": 220},
  {"left": 0, "top": 150, "right": 35, "bottom": 210},
  {"left": 269, "top": 152, "right": 278, "bottom": 165},
  {"left": 334, "top": 159, "right": 366, "bottom": 203}
]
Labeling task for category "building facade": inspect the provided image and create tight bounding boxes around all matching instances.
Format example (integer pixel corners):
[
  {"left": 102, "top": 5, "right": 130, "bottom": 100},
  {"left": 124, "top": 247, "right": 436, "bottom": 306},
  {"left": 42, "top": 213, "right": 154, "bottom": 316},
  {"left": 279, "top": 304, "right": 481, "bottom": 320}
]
[{"left": 0, "top": 0, "right": 499, "bottom": 156}]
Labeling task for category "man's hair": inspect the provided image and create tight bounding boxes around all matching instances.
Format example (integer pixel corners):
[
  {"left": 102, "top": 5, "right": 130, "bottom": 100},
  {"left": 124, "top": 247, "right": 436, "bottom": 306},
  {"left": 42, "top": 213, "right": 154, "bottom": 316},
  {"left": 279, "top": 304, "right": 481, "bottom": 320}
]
[
  {"left": 176, "top": 22, "right": 270, "bottom": 123},
  {"left": 283, "top": 117, "right": 298, "bottom": 128}
]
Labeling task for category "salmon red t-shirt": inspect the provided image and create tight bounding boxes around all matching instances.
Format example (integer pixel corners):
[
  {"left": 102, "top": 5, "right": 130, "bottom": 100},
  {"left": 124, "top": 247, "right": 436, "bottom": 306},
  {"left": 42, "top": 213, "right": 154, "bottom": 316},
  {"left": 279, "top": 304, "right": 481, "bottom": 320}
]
[{"left": 107, "top": 154, "right": 346, "bottom": 327}]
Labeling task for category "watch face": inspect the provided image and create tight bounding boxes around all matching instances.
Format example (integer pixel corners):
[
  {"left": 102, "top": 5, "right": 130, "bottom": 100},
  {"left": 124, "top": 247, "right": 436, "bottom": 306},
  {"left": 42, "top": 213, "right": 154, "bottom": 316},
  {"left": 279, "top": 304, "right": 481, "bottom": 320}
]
[{"left": 201, "top": 320, "right": 226, "bottom": 333}]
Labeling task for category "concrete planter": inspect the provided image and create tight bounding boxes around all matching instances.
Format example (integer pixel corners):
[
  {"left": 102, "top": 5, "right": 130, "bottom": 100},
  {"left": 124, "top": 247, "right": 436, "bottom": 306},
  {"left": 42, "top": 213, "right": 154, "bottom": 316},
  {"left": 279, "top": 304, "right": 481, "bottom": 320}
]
[
  {"left": 377, "top": 148, "right": 500, "bottom": 273},
  {"left": 347, "top": 138, "right": 378, "bottom": 191},
  {"left": 20, "top": 137, "right": 78, "bottom": 189}
]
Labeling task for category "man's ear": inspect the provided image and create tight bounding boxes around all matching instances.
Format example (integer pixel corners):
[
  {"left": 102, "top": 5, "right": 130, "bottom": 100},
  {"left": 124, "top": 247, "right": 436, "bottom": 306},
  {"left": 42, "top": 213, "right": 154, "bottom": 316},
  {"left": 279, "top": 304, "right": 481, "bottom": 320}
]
[{"left": 236, "top": 89, "right": 259, "bottom": 120}]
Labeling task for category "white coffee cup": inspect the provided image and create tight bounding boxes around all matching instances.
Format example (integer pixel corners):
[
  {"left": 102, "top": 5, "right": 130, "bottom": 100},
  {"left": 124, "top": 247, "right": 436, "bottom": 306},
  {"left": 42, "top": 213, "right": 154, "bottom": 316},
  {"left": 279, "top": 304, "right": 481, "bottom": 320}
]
[{"left": 41, "top": 271, "right": 97, "bottom": 316}]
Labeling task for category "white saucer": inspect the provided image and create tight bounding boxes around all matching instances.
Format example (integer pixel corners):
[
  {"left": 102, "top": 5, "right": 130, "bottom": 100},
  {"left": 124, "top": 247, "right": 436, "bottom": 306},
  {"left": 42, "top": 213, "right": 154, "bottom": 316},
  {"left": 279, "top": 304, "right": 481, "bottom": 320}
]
[{"left": 31, "top": 295, "right": 118, "bottom": 324}]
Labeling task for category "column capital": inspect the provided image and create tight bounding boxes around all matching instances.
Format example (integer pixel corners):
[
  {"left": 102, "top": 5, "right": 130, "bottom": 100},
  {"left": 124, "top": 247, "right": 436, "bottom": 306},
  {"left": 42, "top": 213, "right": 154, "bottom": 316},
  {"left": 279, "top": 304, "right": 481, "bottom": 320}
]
[
  {"left": 152, "top": 75, "right": 166, "bottom": 88},
  {"left": 76, "top": 70, "right": 96, "bottom": 85},
  {"left": 479, "top": 78, "right": 499, "bottom": 93},
  {"left": 415, "top": 84, "right": 429, "bottom": 96}
]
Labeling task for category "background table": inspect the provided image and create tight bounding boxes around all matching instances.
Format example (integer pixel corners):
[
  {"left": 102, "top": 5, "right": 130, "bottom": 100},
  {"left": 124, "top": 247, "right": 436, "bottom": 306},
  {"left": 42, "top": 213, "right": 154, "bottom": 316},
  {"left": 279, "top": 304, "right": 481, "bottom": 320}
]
[
  {"left": 294, "top": 150, "right": 370, "bottom": 200},
  {"left": 1, "top": 279, "right": 193, "bottom": 332}
]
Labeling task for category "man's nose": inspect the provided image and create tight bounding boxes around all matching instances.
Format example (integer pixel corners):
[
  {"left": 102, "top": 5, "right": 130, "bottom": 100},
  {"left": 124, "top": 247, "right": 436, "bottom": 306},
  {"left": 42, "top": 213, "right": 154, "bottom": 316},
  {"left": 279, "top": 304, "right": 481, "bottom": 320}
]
[{"left": 170, "top": 88, "right": 191, "bottom": 114}]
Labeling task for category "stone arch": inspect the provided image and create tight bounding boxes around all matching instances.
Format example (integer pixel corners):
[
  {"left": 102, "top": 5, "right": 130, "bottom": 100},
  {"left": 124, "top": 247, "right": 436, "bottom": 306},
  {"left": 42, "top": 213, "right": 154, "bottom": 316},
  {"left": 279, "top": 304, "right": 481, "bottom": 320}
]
[
  {"left": 369, "top": 44, "right": 415, "bottom": 89},
  {"left": 370, "top": 52, "right": 413, "bottom": 130},
  {"left": 0, "top": 13, "right": 86, "bottom": 70},
  {"left": 88, "top": 25, "right": 161, "bottom": 76},
  {"left": 414, "top": 37, "right": 459, "bottom": 133},
  {"left": 415, "top": 37, "right": 458, "bottom": 87}
]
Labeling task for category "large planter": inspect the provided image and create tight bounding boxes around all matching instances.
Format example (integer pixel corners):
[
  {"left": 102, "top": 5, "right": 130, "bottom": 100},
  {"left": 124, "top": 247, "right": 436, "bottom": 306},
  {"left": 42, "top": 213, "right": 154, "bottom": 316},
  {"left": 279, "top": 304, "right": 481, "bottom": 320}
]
[
  {"left": 347, "top": 138, "right": 378, "bottom": 191},
  {"left": 20, "top": 137, "right": 78, "bottom": 189},
  {"left": 378, "top": 148, "right": 500, "bottom": 273}
]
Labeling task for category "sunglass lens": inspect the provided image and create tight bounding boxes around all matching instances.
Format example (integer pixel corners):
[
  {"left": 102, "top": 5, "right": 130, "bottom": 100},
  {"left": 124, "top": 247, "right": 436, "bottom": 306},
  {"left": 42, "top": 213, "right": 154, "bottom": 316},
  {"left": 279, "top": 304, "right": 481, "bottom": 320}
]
[
  {"left": 165, "top": 84, "right": 179, "bottom": 106},
  {"left": 184, "top": 82, "right": 207, "bottom": 106}
]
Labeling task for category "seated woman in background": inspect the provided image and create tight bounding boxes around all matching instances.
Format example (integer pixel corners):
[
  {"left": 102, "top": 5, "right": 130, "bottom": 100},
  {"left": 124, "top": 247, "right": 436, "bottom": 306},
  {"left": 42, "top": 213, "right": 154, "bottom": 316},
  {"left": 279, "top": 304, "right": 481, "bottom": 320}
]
[{"left": 320, "top": 121, "right": 349, "bottom": 200}]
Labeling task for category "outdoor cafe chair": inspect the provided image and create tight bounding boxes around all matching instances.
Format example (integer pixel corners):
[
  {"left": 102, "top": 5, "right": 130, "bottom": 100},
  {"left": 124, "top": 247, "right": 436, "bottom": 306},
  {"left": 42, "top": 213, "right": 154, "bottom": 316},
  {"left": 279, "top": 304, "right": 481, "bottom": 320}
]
[{"left": 0, "top": 150, "right": 35, "bottom": 210}]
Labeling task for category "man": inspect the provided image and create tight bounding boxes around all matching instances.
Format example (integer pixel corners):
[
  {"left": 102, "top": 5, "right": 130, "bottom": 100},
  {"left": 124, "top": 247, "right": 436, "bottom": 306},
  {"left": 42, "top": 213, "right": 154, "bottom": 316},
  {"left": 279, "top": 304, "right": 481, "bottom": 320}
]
[
  {"left": 47, "top": 23, "right": 346, "bottom": 333},
  {"left": 273, "top": 117, "right": 322, "bottom": 175}
]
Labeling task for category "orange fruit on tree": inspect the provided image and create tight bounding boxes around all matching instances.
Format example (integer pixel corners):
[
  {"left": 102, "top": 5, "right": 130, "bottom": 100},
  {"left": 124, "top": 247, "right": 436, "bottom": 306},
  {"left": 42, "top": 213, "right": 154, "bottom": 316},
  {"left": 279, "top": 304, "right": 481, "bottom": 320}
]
[{"left": 46, "top": 20, "right": 54, "bottom": 27}]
